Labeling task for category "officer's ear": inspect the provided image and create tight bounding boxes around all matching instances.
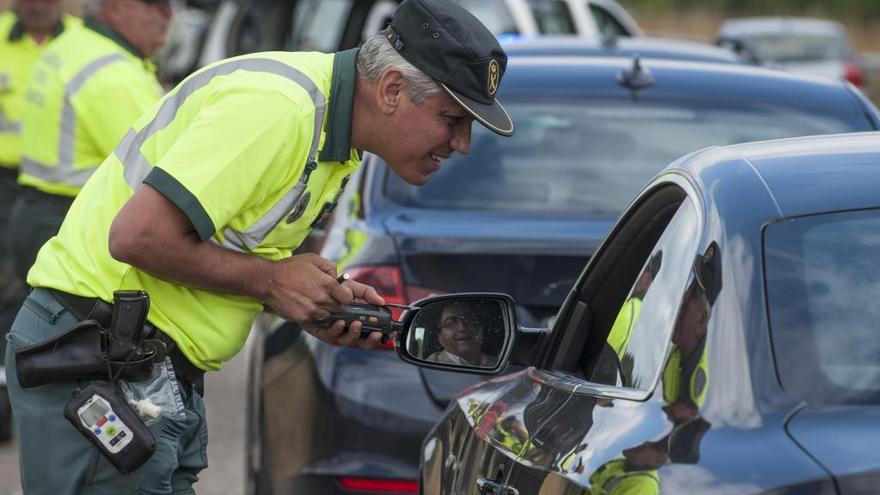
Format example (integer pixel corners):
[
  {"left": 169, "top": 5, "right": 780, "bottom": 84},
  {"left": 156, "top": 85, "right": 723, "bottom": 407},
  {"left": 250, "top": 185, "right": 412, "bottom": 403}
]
[{"left": 376, "top": 68, "right": 406, "bottom": 115}]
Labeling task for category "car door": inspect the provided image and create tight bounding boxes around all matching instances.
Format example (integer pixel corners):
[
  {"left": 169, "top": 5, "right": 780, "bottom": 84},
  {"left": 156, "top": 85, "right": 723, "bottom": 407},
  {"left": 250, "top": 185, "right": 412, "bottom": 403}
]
[{"left": 497, "top": 180, "right": 705, "bottom": 494}]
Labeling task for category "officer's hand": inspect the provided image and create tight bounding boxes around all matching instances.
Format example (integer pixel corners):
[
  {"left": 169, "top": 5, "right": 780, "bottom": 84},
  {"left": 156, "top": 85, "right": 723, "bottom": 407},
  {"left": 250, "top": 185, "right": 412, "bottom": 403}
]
[
  {"left": 299, "top": 278, "right": 386, "bottom": 348},
  {"left": 263, "top": 253, "right": 351, "bottom": 322},
  {"left": 343, "top": 279, "right": 385, "bottom": 306},
  {"left": 300, "top": 319, "right": 385, "bottom": 350}
]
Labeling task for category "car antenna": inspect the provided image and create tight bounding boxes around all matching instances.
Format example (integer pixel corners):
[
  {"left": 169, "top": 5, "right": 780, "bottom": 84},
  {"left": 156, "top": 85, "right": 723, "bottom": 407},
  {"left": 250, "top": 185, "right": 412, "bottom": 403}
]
[{"left": 616, "top": 55, "right": 655, "bottom": 96}]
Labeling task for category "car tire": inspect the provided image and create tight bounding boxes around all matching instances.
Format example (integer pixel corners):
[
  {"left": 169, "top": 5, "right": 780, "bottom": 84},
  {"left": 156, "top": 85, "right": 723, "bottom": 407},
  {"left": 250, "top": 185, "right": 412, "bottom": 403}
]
[{"left": 0, "top": 386, "right": 12, "bottom": 442}]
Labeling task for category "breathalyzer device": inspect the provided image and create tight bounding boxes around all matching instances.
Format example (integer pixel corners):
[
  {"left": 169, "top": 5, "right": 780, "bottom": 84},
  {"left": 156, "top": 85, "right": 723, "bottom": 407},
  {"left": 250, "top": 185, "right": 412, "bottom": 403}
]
[{"left": 64, "top": 381, "right": 156, "bottom": 473}]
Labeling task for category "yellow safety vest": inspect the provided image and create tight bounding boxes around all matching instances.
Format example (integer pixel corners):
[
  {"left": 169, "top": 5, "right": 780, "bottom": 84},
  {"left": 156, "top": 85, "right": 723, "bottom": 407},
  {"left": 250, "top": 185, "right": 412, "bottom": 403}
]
[
  {"left": 0, "top": 11, "right": 78, "bottom": 168},
  {"left": 607, "top": 297, "right": 641, "bottom": 359},
  {"left": 662, "top": 340, "right": 709, "bottom": 408},
  {"left": 18, "top": 17, "right": 162, "bottom": 197},
  {"left": 587, "top": 458, "right": 660, "bottom": 495},
  {"left": 29, "top": 49, "right": 362, "bottom": 371}
]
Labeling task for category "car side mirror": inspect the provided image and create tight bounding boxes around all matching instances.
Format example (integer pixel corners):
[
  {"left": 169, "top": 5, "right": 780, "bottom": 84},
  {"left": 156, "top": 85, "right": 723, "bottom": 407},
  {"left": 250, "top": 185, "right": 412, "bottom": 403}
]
[{"left": 395, "top": 294, "right": 517, "bottom": 374}]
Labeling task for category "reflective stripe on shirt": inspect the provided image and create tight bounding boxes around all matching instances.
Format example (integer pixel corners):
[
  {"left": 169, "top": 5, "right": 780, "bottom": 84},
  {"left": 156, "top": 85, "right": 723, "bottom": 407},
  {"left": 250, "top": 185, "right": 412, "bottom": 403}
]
[
  {"left": 19, "top": 52, "right": 126, "bottom": 187},
  {"left": 113, "top": 57, "right": 327, "bottom": 252}
]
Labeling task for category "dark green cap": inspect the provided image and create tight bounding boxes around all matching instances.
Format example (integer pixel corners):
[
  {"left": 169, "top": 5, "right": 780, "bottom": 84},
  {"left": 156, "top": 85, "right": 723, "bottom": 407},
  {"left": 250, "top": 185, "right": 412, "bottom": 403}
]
[{"left": 386, "top": 0, "right": 514, "bottom": 136}]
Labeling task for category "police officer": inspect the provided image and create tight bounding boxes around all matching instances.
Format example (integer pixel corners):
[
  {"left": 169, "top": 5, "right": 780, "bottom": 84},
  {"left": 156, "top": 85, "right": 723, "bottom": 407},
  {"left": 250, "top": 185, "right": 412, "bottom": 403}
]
[
  {"left": 0, "top": 0, "right": 77, "bottom": 441},
  {"left": 7, "top": 0, "right": 171, "bottom": 286},
  {"left": 6, "top": 0, "right": 513, "bottom": 492},
  {"left": 662, "top": 243, "right": 721, "bottom": 416}
]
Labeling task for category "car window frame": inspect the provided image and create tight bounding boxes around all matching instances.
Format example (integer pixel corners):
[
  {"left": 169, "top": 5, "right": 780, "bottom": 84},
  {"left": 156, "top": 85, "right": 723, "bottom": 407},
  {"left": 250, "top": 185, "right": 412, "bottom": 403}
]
[{"left": 539, "top": 173, "right": 705, "bottom": 401}]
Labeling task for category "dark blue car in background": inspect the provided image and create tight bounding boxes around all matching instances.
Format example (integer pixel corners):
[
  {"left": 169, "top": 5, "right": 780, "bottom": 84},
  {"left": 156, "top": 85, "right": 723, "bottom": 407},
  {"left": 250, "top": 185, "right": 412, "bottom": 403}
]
[
  {"left": 245, "top": 53, "right": 880, "bottom": 495},
  {"left": 501, "top": 35, "right": 745, "bottom": 64}
]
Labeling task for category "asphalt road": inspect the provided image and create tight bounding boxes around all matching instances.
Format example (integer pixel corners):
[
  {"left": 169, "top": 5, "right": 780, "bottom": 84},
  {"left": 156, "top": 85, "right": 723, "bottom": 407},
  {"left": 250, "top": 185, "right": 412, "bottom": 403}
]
[{"left": 0, "top": 346, "right": 248, "bottom": 494}]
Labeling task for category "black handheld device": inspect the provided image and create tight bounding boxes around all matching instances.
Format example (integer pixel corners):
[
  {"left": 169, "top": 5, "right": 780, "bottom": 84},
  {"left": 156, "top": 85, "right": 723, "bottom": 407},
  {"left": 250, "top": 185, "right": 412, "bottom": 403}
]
[
  {"left": 323, "top": 303, "right": 394, "bottom": 341},
  {"left": 107, "top": 290, "right": 150, "bottom": 360},
  {"left": 63, "top": 381, "right": 156, "bottom": 474}
]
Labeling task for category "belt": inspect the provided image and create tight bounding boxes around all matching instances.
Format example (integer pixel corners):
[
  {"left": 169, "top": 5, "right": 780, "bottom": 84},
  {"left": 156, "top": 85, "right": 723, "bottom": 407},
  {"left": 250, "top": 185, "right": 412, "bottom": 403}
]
[
  {"left": 44, "top": 288, "right": 205, "bottom": 390},
  {"left": 19, "top": 185, "right": 75, "bottom": 210}
]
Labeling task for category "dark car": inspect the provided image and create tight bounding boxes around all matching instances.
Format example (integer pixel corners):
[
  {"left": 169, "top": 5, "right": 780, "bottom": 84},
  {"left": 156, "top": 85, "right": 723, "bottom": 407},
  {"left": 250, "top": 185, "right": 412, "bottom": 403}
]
[
  {"left": 402, "top": 131, "right": 880, "bottom": 494},
  {"left": 245, "top": 57, "right": 880, "bottom": 495},
  {"left": 502, "top": 35, "right": 744, "bottom": 64}
]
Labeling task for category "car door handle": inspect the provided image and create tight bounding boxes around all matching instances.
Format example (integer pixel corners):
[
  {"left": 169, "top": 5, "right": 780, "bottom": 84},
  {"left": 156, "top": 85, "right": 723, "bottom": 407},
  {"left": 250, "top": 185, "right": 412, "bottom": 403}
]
[{"left": 477, "top": 477, "right": 519, "bottom": 495}]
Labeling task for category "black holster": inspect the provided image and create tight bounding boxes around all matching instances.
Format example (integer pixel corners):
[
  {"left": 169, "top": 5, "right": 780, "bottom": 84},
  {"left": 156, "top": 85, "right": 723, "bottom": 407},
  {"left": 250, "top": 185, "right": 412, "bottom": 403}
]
[{"left": 15, "top": 291, "right": 158, "bottom": 389}]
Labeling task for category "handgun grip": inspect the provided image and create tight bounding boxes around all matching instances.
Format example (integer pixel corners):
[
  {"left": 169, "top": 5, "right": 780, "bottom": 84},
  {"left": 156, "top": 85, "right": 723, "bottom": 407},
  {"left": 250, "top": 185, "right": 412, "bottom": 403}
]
[{"left": 107, "top": 291, "right": 150, "bottom": 359}]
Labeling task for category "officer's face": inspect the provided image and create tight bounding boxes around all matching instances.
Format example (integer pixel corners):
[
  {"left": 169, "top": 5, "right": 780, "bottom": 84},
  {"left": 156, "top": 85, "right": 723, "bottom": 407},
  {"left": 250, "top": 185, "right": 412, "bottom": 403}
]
[
  {"left": 110, "top": 0, "right": 173, "bottom": 58},
  {"left": 385, "top": 88, "right": 473, "bottom": 185},
  {"left": 623, "top": 442, "right": 669, "bottom": 469},
  {"left": 15, "top": 0, "right": 62, "bottom": 33}
]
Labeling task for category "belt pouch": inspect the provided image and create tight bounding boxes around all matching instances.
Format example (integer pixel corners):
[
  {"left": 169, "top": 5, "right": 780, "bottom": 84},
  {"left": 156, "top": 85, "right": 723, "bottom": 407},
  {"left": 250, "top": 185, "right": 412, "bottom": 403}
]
[
  {"left": 16, "top": 320, "right": 107, "bottom": 388},
  {"left": 15, "top": 319, "right": 155, "bottom": 388}
]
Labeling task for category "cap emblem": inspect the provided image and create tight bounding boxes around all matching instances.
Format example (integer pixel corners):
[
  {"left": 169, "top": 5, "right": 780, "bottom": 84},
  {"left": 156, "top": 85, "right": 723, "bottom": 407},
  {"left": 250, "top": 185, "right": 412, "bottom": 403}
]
[{"left": 487, "top": 59, "right": 500, "bottom": 96}]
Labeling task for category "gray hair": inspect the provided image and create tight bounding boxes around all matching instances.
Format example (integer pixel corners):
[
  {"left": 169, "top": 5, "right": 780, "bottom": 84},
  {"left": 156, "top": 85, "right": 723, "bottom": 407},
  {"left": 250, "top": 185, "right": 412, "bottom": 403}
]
[
  {"left": 82, "top": 0, "right": 105, "bottom": 16},
  {"left": 357, "top": 32, "right": 441, "bottom": 105}
]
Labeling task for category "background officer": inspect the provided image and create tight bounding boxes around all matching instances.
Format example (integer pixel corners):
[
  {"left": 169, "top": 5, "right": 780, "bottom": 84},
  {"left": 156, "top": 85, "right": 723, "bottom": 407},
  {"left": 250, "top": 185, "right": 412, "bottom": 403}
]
[
  {"left": 5, "top": 0, "right": 513, "bottom": 492},
  {"left": 0, "top": 0, "right": 76, "bottom": 442},
  {"left": 7, "top": 0, "right": 171, "bottom": 287}
]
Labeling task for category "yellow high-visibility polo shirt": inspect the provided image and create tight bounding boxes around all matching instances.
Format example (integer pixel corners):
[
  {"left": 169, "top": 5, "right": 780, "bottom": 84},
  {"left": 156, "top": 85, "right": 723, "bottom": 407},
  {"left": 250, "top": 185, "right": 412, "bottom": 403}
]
[
  {"left": 18, "top": 16, "right": 163, "bottom": 197},
  {"left": 662, "top": 341, "right": 709, "bottom": 408},
  {"left": 0, "top": 10, "right": 78, "bottom": 168},
  {"left": 29, "top": 49, "right": 362, "bottom": 371}
]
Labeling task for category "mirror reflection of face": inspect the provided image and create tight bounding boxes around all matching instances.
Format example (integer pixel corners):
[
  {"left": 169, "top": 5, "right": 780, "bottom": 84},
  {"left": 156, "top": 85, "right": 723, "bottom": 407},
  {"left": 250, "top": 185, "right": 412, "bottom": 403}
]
[
  {"left": 672, "top": 282, "right": 709, "bottom": 354},
  {"left": 623, "top": 441, "right": 669, "bottom": 470},
  {"left": 438, "top": 304, "right": 482, "bottom": 362}
]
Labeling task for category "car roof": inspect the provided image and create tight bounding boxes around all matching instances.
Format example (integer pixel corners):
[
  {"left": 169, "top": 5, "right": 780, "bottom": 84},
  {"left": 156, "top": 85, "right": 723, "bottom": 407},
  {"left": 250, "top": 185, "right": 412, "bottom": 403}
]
[
  {"left": 719, "top": 17, "right": 845, "bottom": 37},
  {"left": 685, "top": 132, "right": 880, "bottom": 217},
  {"left": 502, "top": 56, "right": 869, "bottom": 113},
  {"left": 502, "top": 36, "right": 741, "bottom": 64}
]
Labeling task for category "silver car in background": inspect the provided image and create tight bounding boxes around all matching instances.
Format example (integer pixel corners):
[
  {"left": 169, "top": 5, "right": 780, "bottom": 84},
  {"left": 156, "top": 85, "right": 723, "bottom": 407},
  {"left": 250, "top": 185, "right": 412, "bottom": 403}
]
[{"left": 717, "top": 16, "right": 867, "bottom": 89}]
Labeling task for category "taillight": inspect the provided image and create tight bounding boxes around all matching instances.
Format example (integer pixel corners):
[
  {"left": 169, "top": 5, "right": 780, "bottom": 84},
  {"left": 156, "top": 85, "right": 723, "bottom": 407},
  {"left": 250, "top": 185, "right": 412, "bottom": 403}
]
[
  {"left": 341, "top": 265, "right": 444, "bottom": 349},
  {"left": 337, "top": 477, "right": 419, "bottom": 494},
  {"left": 844, "top": 61, "right": 866, "bottom": 88}
]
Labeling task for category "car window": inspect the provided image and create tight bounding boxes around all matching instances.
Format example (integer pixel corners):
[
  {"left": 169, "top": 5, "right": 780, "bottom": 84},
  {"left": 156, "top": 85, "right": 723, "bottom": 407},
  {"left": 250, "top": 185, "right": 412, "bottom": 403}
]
[
  {"left": 287, "top": 0, "right": 353, "bottom": 52},
  {"left": 455, "top": 0, "right": 520, "bottom": 35},
  {"left": 742, "top": 34, "right": 851, "bottom": 63},
  {"left": 362, "top": 1, "right": 397, "bottom": 43},
  {"left": 765, "top": 208, "right": 880, "bottom": 405},
  {"left": 589, "top": 3, "right": 630, "bottom": 37},
  {"left": 585, "top": 199, "right": 700, "bottom": 392},
  {"left": 383, "top": 96, "right": 872, "bottom": 216},
  {"left": 526, "top": 0, "right": 576, "bottom": 34},
  {"left": 230, "top": 0, "right": 280, "bottom": 55}
]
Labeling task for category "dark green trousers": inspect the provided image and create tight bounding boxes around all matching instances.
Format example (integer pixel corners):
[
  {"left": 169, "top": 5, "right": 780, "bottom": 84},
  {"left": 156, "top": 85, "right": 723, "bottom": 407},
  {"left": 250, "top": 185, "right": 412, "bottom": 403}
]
[
  {"left": 0, "top": 170, "right": 25, "bottom": 361},
  {"left": 7, "top": 186, "right": 73, "bottom": 282},
  {"left": 6, "top": 289, "right": 208, "bottom": 494}
]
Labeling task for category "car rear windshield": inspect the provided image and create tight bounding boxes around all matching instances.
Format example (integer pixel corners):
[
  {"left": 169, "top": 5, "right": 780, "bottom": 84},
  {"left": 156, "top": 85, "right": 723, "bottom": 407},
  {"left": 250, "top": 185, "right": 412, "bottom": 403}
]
[
  {"left": 384, "top": 97, "right": 872, "bottom": 215},
  {"left": 765, "top": 209, "right": 880, "bottom": 405},
  {"left": 746, "top": 34, "right": 851, "bottom": 63}
]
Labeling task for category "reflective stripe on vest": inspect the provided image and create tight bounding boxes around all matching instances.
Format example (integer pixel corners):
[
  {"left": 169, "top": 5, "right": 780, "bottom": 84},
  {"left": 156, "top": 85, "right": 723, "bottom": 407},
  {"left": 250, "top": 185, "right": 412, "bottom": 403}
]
[
  {"left": 19, "top": 52, "right": 127, "bottom": 187},
  {"left": 113, "top": 57, "right": 327, "bottom": 253},
  {"left": 0, "top": 110, "right": 20, "bottom": 134}
]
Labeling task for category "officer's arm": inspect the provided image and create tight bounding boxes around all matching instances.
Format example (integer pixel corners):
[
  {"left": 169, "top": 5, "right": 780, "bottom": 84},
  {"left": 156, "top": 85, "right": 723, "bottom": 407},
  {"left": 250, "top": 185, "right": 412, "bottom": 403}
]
[{"left": 108, "top": 184, "right": 385, "bottom": 348}]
